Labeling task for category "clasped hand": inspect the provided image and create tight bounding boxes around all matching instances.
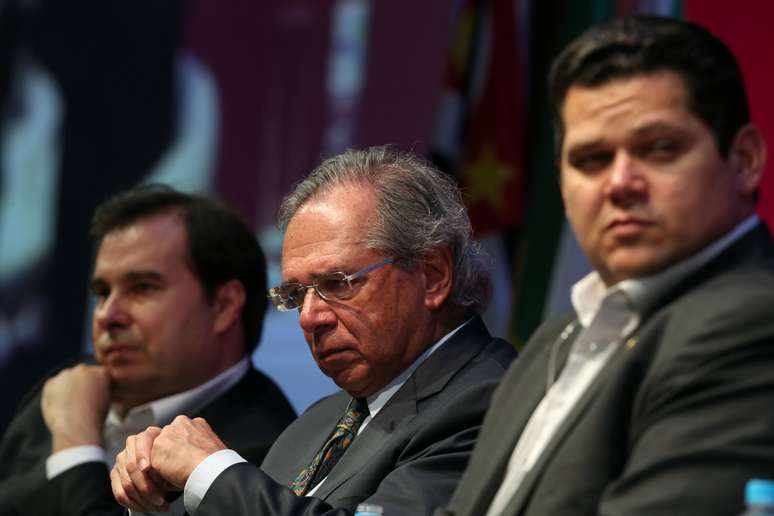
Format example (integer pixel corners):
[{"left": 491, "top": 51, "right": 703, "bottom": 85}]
[{"left": 111, "top": 415, "right": 226, "bottom": 513}]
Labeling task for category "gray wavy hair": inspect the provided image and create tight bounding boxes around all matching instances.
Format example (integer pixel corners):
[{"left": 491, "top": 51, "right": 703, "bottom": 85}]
[{"left": 277, "top": 146, "right": 492, "bottom": 313}]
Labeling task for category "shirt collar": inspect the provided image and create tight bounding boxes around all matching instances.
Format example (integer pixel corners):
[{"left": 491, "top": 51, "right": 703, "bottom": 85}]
[
  {"left": 572, "top": 214, "right": 759, "bottom": 327},
  {"left": 106, "top": 358, "right": 250, "bottom": 428},
  {"left": 364, "top": 317, "right": 473, "bottom": 419}
]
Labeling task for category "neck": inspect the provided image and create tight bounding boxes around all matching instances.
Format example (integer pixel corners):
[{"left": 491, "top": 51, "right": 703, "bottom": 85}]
[{"left": 431, "top": 305, "right": 469, "bottom": 342}]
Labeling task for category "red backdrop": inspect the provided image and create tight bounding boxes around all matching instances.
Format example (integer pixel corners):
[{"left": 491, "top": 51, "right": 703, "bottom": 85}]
[{"left": 686, "top": 1, "right": 774, "bottom": 226}]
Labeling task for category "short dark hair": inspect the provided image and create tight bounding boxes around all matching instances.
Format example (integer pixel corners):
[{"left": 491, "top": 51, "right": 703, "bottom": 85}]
[
  {"left": 90, "top": 184, "right": 267, "bottom": 352},
  {"left": 549, "top": 15, "right": 749, "bottom": 161}
]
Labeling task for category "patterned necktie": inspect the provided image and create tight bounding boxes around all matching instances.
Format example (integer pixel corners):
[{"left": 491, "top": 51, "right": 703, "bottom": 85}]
[{"left": 291, "top": 397, "right": 369, "bottom": 495}]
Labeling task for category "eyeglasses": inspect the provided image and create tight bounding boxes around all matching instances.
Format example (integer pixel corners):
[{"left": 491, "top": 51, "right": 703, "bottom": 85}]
[{"left": 268, "top": 257, "right": 394, "bottom": 312}]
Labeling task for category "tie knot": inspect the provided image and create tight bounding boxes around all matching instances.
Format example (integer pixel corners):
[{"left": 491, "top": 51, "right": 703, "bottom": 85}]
[
  {"left": 338, "top": 397, "right": 369, "bottom": 432},
  {"left": 354, "top": 397, "right": 369, "bottom": 415}
]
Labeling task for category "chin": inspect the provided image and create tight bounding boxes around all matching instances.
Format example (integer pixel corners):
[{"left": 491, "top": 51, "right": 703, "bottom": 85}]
[
  {"left": 332, "top": 373, "right": 373, "bottom": 398},
  {"left": 105, "top": 365, "right": 150, "bottom": 387},
  {"left": 601, "top": 249, "right": 672, "bottom": 281},
  {"left": 334, "top": 376, "right": 365, "bottom": 395}
]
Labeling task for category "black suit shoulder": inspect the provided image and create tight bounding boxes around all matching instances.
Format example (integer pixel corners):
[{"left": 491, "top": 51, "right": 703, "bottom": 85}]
[
  {"left": 0, "top": 358, "right": 295, "bottom": 516},
  {"left": 198, "top": 367, "right": 296, "bottom": 465}
]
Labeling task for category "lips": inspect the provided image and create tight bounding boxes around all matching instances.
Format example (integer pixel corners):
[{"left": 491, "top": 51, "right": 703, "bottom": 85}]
[
  {"left": 99, "top": 343, "right": 142, "bottom": 364},
  {"left": 313, "top": 338, "right": 360, "bottom": 371},
  {"left": 606, "top": 216, "right": 653, "bottom": 238},
  {"left": 310, "top": 329, "right": 361, "bottom": 374},
  {"left": 317, "top": 346, "right": 357, "bottom": 362},
  {"left": 102, "top": 344, "right": 140, "bottom": 354}
]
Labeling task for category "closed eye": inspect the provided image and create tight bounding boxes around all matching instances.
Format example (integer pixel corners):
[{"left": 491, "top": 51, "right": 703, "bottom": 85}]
[
  {"left": 130, "top": 281, "right": 159, "bottom": 295},
  {"left": 92, "top": 287, "right": 110, "bottom": 302},
  {"left": 568, "top": 150, "right": 614, "bottom": 173},
  {"left": 319, "top": 277, "right": 351, "bottom": 295},
  {"left": 638, "top": 139, "right": 682, "bottom": 162},
  {"left": 122, "top": 271, "right": 163, "bottom": 297},
  {"left": 89, "top": 280, "right": 110, "bottom": 302}
]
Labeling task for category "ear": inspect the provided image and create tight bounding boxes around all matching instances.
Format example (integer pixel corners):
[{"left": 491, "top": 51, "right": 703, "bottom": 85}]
[
  {"left": 212, "top": 279, "right": 246, "bottom": 335},
  {"left": 729, "top": 124, "right": 767, "bottom": 196},
  {"left": 422, "top": 246, "right": 454, "bottom": 311}
]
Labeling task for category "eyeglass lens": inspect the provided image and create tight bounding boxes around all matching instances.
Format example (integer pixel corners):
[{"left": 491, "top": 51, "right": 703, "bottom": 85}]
[{"left": 269, "top": 257, "right": 393, "bottom": 311}]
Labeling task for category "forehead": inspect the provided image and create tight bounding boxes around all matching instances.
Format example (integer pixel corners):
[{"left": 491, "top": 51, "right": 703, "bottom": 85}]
[
  {"left": 561, "top": 72, "right": 693, "bottom": 146},
  {"left": 94, "top": 213, "right": 189, "bottom": 278},
  {"left": 281, "top": 185, "right": 378, "bottom": 278}
]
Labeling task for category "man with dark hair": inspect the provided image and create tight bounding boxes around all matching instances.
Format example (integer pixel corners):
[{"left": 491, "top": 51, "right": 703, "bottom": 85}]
[
  {"left": 438, "top": 15, "right": 774, "bottom": 516},
  {"left": 111, "top": 147, "right": 517, "bottom": 515},
  {"left": 0, "top": 184, "right": 296, "bottom": 515}
]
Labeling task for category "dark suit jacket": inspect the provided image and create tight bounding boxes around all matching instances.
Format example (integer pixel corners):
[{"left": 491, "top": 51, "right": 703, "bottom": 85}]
[
  {"left": 194, "top": 316, "right": 517, "bottom": 516},
  {"left": 440, "top": 223, "right": 774, "bottom": 516},
  {"left": 0, "top": 361, "right": 296, "bottom": 516}
]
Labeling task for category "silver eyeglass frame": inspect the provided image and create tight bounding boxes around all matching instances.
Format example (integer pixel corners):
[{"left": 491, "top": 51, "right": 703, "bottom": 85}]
[{"left": 268, "top": 256, "right": 395, "bottom": 311}]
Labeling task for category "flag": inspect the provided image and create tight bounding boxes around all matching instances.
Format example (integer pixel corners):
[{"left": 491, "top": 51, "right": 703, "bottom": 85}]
[
  {"left": 431, "top": 0, "right": 528, "bottom": 236},
  {"left": 683, "top": 0, "right": 774, "bottom": 228}
]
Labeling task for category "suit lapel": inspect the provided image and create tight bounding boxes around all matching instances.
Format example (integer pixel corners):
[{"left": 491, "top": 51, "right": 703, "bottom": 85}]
[
  {"left": 412, "top": 316, "right": 493, "bottom": 399},
  {"left": 438, "top": 314, "right": 572, "bottom": 516},
  {"left": 472, "top": 318, "right": 577, "bottom": 516},
  {"left": 502, "top": 319, "right": 644, "bottom": 515},
  {"left": 195, "top": 370, "right": 254, "bottom": 427},
  {"left": 315, "top": 316, "right": 493, "bottom": 500},
  {"left": 467, "top": 370, "right": 546, "bottom": 515}
]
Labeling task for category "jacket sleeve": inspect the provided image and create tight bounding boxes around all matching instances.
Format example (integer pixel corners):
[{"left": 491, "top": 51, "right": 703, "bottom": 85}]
[
  {"left": 16, "top": 462, "right": 125, "bottom": 516},
  {"left": 599, "top": 272, "right": 774, "bottom": 516}
]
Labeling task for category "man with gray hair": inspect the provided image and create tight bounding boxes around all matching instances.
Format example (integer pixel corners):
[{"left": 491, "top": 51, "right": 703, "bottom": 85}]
[{"left": 111, "top": 146, "right": 517, "bottom": 515}]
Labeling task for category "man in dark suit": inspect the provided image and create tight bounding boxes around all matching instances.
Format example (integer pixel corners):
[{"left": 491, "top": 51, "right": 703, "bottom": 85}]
[
  {"left": 438, "top": 15, "right": 774, "bottom": 516},
  {"left": 0, "top": 185, "right": 296, "bottom": 515},
  {"left": 111, "top": 147, "right": 517, "bottom": 515}
]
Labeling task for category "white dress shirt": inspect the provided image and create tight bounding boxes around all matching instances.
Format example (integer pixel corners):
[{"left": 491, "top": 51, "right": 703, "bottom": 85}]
[
  {"left": 183, "top": 318, "right": 474, "bottom": 515},
  {"left": 484, "top": 215, "right": 759, "bottom": 516}
]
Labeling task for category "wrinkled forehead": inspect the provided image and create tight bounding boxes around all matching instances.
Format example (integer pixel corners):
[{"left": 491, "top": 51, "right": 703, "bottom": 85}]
[
  {"left": 287, "top": 183, "right": 376, "bottom": 240},
  {"left": 281, "top": 186, "right": 379, "bottom": 277}
]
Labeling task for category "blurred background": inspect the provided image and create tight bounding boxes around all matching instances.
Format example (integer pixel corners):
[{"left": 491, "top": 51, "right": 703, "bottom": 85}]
[{"left": 0, "top": 0, "right": 771, "bottom": 432}]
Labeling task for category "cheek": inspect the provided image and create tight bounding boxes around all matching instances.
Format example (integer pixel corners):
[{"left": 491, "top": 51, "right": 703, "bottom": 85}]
[
  {"left": 359, "top": 338, "right": 387, "bottom": 364},
  {"left": 562, "top": 179, "right": 596, "bottom": 223},
  {"left": 364, "top": 318, "right": 406, "bottom": 367},
  {"left": 564, "top": 193, "right": 600, "bottom": 251},
  {"left": 90, "top": 315, "right": 103, "bottom": 343},
  {"left": 91, "top": 319, "right": 100, "bottom": 342},
  {"left": 134, "top": 313, "right": 175, "bottom": 358},
  {"left": 340, "top": 318, "right": 385, "bottom": 367},
  {"left": 651, "top": 179, "right": 701, "bottom": 233}
]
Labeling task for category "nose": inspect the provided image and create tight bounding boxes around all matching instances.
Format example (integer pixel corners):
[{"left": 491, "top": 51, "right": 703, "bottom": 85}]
[
  {"left": 605, "top": 151, "right": 647, "bottom": 206},
  {"left": 298, "top": 287, "right": 337, "bottom": 334},
  {"left": 93, "top": 292, "right": 131, "bottom": 333}
]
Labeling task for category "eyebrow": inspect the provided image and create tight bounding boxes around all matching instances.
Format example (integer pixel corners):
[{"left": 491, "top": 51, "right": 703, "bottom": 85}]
[
  {"left": 124, "top": 271, "right": 163, "bottom": 282},
  {"left": 565, "top": 140, "right": 607, "bottom": 155},
  {"left": 283, "top": 264, "right": 360, "bottom": 285},
  {"left": 566, "top": 121, "right": 691, "bottom": 155},
  {"left": 632, "top": 121, "right": 692, "bottom": 138},
  {"left": 90, "top": 270, "right": 164, "bottom": 289}
]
